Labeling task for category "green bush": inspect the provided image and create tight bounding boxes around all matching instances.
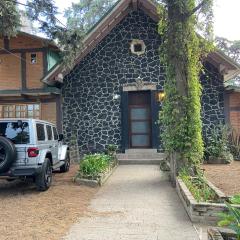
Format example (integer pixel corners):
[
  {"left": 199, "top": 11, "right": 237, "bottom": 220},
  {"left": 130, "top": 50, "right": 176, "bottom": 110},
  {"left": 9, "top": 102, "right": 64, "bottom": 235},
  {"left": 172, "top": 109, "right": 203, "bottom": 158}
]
[
  {"left": 79, "top": 153, "right": 112, "bottom": 179},
  {"left": 229, "top": 128, "right": 240, "bottom": 160},
  {"left": 179, "top": 169, "right": 217, "bottom": 202},
  {"left": 205, "top": 125, "right": 233, "bottom": 163}
]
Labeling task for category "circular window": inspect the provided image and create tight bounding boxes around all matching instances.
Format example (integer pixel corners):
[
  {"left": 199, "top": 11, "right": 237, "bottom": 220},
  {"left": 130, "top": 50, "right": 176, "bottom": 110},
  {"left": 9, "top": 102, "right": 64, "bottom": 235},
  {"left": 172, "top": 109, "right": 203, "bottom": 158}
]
[{"left": 130, "top": 39, "right": 146, "bottom": 56}]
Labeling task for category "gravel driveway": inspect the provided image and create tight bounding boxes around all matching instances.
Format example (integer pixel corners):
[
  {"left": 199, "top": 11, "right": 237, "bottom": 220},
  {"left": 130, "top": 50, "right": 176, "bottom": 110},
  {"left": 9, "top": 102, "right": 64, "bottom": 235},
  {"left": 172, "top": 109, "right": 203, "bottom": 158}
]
[{"left": 0, "top": 164, "right": 97, "bottom": 240}]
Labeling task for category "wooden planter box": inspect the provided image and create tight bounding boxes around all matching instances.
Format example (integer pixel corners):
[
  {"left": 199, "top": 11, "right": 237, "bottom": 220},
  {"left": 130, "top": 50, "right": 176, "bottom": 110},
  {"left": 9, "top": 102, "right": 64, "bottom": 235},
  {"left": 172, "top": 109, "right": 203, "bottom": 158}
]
[
  {"left": 208, "top": 227, "right": 237, "bottom": 240},
  {"left": 176, "top": 177, "right": 240, "bottom": 224}
]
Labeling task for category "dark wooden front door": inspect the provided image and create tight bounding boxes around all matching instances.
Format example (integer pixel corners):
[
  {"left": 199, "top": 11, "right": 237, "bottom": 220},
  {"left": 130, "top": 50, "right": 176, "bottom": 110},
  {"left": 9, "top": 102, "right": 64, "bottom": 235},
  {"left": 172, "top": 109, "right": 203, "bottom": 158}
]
[{"left": 128, "top": 91, "right": 152, "bottom": 148}]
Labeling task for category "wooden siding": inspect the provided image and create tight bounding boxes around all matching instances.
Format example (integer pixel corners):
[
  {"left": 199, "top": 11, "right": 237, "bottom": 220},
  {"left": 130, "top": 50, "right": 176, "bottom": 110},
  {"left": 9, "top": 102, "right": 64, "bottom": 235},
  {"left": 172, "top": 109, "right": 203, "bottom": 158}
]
[
  {"left": 0, "top": 54, "right": 21, "bottom": 89},
  {"left": 9, "top": 35, "right": 44, "bottom": 49},
  {"left": 41, "top": 101, "right": 56, "bottom": 124},
  {"left": 26, "top": 52, "right": 44, "bottom": 89},
  {"left": 229, "top": 92, "right": 240, "bottom": 130}
]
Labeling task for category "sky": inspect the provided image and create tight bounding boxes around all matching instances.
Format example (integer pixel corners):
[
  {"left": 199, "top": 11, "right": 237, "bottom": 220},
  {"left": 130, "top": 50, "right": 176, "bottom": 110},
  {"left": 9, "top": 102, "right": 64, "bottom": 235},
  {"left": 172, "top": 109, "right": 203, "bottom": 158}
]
[{"left": 20, "top": 0, "right": 240, "bottom": 41}]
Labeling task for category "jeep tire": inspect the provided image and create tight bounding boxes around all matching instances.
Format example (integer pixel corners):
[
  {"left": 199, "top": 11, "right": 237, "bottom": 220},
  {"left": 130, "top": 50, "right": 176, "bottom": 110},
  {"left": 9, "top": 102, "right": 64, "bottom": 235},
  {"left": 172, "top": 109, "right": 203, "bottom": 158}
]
[
  {"left": 0, "top": 136, "right": 17, "bottom": 173},
  {"left": 60, "top": 151, "right": 70, "bottom": 173},
  {"left": 35, "top": 158, "right": 52, "bottom": 191}
]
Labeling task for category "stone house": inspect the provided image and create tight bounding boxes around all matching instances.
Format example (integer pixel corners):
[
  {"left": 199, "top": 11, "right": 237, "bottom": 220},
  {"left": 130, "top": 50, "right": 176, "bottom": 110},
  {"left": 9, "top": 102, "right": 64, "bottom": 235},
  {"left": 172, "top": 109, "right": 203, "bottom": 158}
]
[{"left": 44, "top": 0, "right": 240, "bottom": 153}]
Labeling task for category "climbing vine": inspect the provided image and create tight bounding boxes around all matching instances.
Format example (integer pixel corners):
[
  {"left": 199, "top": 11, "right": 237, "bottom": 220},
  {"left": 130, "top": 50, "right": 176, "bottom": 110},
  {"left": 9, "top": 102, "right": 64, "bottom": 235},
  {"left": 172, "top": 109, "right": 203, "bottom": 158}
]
[{"left": 158, "top": 0, "right": 214, "bottom": 171}]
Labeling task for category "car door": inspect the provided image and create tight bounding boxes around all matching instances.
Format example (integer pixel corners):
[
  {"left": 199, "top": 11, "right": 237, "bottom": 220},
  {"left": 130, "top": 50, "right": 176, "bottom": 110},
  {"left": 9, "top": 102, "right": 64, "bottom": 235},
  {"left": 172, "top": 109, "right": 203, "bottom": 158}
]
[
  {"left": 46, "top": 124, "right": 58, "bottom": 165},
  {"left": 51, "top": 126, "right": 60, "bottom": 164}
]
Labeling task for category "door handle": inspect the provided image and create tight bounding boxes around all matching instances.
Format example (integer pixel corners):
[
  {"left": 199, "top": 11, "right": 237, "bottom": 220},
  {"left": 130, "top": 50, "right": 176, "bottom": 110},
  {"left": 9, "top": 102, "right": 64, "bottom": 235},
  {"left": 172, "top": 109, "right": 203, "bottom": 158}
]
[{"left": 49, "top": 146, "right": 52, "bottom": 148}]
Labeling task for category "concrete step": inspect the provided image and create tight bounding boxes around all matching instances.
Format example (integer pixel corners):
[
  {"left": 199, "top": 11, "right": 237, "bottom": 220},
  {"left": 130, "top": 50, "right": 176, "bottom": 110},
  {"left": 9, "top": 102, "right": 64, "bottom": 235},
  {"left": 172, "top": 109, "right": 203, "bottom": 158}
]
[
  {"left": 118, "top": 159, "right": 163, "bottom": 165},
  {"left": 117, "top": 151, "right": 166, "bottom": 165},
  {"left": 125, "top": 149, "right": 158, "bottom": 154},
  {"left": 117, "top": 153, "right": 166, "bottom": 160}
]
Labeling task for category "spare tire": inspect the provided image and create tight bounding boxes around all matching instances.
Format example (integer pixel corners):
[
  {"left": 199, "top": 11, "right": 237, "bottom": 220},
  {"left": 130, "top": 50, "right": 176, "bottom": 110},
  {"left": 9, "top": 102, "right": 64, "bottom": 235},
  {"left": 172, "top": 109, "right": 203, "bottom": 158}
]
[{"left": 0, "top": 136, "right": 17, "bottom": 173}]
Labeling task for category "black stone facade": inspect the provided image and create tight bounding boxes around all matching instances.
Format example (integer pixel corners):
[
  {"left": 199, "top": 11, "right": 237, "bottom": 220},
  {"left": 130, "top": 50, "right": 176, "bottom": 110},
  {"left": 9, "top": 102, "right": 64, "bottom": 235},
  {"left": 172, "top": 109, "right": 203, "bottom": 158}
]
[{"left": 62, "top": 10, "right": 225, "bottom": 153}]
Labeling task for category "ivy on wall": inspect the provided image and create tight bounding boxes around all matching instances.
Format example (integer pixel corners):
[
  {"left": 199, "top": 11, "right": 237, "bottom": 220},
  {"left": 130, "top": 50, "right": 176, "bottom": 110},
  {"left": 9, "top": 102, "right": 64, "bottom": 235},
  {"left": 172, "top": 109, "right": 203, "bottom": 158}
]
[{"left": 158, "top": 0, "right": 214, "bottom": 171}]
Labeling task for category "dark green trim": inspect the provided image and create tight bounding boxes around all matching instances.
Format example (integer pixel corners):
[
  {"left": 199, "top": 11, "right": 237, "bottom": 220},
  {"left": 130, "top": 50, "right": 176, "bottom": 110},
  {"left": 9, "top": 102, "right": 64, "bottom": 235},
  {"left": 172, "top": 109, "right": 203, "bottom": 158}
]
[
  {"left": 3, "top": 37, "right": 9, "bottom": 50},
  {"left": 0, "top": 98, "right": 57, "bottom": 104},
  {"left": 21, "top": 52, "right": 27, "bottom": 90},
  {"left": 0, "top": 48, "right": 45, "bottom": 54},
  {"left": 0, "top": 87, "right": 60, "bottom": 96},
  {"left": 224, "top": 92, "right": 230, "bottom": 124},
  {"left": 43, "top": 48, "right": 48, "bottom": 75},
  {"left": 56, "top": 95, "right": 63, "bottom": 132},
  {"left": 151, "top": 90, "right": 159, "bottom": 149},
  {"left": 121, "top": 91, "right": 128, "bottom": 152}
]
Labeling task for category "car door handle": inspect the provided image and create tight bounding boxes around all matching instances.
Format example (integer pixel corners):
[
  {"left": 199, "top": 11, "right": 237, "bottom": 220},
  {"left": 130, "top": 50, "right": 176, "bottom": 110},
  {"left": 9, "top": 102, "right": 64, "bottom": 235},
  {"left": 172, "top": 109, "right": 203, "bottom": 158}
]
[{"left": 49, "top": 146, "right": 52, "bottom": 148}]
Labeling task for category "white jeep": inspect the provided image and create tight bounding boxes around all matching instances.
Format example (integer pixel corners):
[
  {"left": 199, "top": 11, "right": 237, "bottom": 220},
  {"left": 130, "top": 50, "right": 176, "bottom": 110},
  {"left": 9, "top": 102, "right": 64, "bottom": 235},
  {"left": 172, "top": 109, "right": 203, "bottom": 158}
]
[{"left": 0, "top": 119, "right": 70, "bottom": 191}]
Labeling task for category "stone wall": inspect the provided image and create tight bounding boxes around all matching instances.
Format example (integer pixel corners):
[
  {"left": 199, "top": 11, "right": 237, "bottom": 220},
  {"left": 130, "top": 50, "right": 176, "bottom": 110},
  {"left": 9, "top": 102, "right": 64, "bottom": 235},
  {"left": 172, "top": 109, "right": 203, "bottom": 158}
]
[
  {"left": 201, "top": 62, "right": 225, "bottom": 142},
  {"left": 62, "top": 9, "right": 226, "bottom": 154}
]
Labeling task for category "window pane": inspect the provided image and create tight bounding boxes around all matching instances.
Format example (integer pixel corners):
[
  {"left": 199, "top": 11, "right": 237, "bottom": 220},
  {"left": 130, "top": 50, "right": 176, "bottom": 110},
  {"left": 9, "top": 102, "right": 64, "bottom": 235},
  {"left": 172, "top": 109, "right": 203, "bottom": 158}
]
[
  {"left": 34, "top": 104, "right": 40, "bottom": 110},
  {"left": 53, "top": 127, "right": 58, "bottom": 140},
  {"left": 28, "top": 105, "right": 33, "bottom": 111},
  {"left": 0, "top": 122, "right": 29, "bottom": 144},
  {"left": 36, "top": 124, "right": 45, "bottom": 141},
  {"left": 130, "top": 108, "right": 149, "bottom": 120},
  {"left": 131, "top": 135, "right": 149, "bottom": 147},
  {"left": 131, "top": 122, "right": 150, "bottom": 134},
  {"left": 46, "top": 125, "right": 53, "bottom": 140}
]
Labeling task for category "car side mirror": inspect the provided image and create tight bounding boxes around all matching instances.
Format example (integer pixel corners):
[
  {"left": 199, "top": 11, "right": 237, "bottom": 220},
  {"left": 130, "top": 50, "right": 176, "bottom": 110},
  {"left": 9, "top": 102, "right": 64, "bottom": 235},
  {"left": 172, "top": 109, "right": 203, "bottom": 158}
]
[{"left": 58, "top": 134, "right": 64, "bottom": 141}]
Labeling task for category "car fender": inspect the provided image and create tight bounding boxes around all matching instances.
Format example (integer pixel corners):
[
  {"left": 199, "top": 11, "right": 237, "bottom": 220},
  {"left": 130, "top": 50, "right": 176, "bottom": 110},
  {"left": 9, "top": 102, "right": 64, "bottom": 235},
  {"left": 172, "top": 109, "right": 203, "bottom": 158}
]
[
  {"left": 58, "top": 145, "right": 69, "bottom": 161},
  {"left": 38, "top": 149, "right": 52, "bottom": 164}
]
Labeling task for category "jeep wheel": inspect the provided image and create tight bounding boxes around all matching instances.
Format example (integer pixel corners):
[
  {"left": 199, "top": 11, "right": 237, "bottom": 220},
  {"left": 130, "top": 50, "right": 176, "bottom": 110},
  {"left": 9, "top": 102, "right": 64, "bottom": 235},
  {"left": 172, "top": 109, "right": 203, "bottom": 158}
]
[
  {"left": 35, "top": 158, "right": 52, "bottom": 191},
  {"left": 60, "top": 152, "right": 70, "bottom": 173},
  {"left": 0, "top": 136, "right": 17, "bottom": 173}
]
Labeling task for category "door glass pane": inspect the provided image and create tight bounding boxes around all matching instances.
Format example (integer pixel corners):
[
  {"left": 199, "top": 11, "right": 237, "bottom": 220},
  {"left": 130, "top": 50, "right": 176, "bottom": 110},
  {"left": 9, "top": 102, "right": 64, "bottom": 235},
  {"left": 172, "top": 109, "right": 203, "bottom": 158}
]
[
  {"left": 131, "top": 108, "right": 149, "bottom": 120},
  {"left": 131, "top": 122, "right": 150, "bottom": 133},
  {"left": 132, "top": 135, "right": 149, "bottom": 147}
]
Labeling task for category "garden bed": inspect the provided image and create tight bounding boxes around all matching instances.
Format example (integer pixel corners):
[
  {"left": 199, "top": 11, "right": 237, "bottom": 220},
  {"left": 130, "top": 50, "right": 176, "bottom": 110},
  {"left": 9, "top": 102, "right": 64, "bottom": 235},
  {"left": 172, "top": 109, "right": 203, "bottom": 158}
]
[
  {"left": 74, "top": 153, "right": 118, "bottom": 187},
  {"left": 74, "top": 163, "right": 118, "bottom": 187},
  {"left": 176, "top": 177, "right": 240, "bottom": 224}
]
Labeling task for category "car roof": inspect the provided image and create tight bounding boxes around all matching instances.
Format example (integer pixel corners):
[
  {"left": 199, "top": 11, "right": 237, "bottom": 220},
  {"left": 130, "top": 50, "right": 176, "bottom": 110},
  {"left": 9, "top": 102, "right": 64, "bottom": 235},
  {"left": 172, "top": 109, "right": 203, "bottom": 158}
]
[{"left": 0, "top": 118, "right": 56, "bottom": 126}]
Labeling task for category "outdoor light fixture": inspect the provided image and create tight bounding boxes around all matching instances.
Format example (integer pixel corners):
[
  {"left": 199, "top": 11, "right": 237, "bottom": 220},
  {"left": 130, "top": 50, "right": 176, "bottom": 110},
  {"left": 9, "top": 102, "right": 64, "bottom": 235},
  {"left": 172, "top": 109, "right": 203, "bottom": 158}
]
[
  {"left": 156, "top": 91, "right": 166, "bottom": 102},
  {"left": 113, "top": 94, "right": 121, "bottom": 100}
]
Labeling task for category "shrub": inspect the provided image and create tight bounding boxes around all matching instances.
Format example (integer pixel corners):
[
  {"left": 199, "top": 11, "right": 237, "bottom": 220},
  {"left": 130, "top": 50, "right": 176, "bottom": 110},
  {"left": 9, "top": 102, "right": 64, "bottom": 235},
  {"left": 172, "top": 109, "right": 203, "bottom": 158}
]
[
  {"left": 179, "top": 169, "right": 217, "bottom": 202},
  {"left": 228, "top": 128, "right": 240, "bottom": 160},
  {"left": 79, "top": 153, "right": 112, "bottom": 179},
  {"left": 205, "top": 125, "right": 233, "bottom": 163}
]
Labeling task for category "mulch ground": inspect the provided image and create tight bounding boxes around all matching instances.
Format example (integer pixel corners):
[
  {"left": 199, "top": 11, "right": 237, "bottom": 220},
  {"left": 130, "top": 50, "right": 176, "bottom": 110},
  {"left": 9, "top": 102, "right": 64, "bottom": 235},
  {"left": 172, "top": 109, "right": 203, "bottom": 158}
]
[
  {"left": 203, "top": 161, "right": 240, "bottom": 196},
  {"left": 0, "top": 164, "right": 97, "bottom": 240}
]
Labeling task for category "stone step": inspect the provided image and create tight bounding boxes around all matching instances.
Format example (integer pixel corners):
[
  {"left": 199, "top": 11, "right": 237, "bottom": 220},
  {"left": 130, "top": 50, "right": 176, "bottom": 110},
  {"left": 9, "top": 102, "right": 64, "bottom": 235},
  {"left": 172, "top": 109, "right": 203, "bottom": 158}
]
[
  {"left": 117, "top": 153, "right": 166, "bottom": 160},
  {"left": 125, "top": 149, "right": 158, "bottom": 154},
  {"left": 118, "top": 159, "right": 163, "bottom": 165}
]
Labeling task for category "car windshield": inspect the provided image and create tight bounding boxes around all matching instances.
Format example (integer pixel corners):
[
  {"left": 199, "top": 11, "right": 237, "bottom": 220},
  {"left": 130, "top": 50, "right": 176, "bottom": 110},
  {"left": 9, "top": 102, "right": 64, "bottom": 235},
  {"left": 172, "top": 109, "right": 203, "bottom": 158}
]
[{"left": 0, "top": 121, "right": 30, "bottom": 144}]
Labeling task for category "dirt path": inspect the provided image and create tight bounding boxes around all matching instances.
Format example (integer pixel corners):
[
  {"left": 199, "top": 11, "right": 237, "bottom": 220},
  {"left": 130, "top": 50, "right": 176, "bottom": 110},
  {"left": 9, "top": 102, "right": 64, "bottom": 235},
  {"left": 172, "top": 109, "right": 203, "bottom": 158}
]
[
  {"left": 203, "top": 161, "right": 240, "bottom": 196},
  {"left": 0, "top": 164, "right": 97, "bottom": 240}
]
